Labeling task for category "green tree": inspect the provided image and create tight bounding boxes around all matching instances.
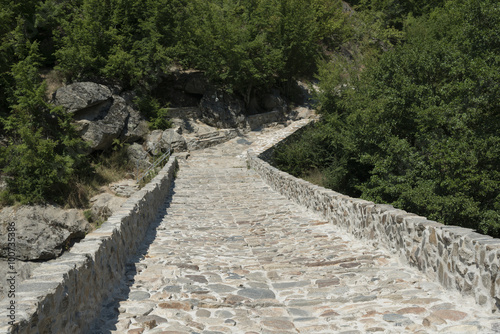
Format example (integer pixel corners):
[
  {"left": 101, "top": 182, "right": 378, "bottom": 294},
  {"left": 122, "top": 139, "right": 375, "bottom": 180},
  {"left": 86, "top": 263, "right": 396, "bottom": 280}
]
[
  {"left": 101, "top": 0, "right": 173, "bottom": 88},
  {"left": 178, "top": 0, "right": 284, "bottom": 102},
  {"left": 275, "top": 0, "right": 500, "bottom": 236},
  {"left": 55, "top": 0, "right": 177, "bottom": 89},
  {"left": 177, "top": 0, "right": 345, "bottom": 102},
  {"left": 54, "top": 0, "right": 110, "bottom": 81},
  {"left": 0, "top": 0, "right": 40, "bottom": 116},
  {"left": 1, "top": 38, "right": 87, "bottom": 204},
  {"left": 353, "top": 0, "right": 446, "bottom": 30}
]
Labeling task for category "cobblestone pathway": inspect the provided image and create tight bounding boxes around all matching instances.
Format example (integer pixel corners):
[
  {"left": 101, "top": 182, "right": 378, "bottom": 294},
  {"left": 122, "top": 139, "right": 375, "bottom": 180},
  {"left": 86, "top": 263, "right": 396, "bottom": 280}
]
[{"left": 94, "top": 128, "right": 499, "bottom": 334}]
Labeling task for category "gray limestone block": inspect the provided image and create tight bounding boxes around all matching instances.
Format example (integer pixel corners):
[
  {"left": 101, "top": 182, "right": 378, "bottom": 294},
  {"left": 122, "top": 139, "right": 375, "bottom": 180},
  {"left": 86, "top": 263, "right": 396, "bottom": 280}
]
[
  {"left": 161, "top": 128, "right": 187, "bottom": 152},
  {"left": 78, "top": 95, "right": 129, "bottom": 151},
  {"left": 0, "top": 205, "right": 89, "bottom": 261},
  {"left": 237, "top": 288, "right": 276, "bottom": 300},
  {"left": 121, "top": 107, "right": 149, "bottom": 142},
  {"left": 52, "top": 82, "right": 112, "bottom": 114}
]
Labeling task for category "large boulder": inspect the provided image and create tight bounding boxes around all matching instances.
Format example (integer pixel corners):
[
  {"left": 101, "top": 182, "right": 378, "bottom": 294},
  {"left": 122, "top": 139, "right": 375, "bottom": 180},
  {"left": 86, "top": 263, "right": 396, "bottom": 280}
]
[
  {"left": 53, "top": 83, "right": 149, "bottom": 151},
  {"left": 199, "top": 90, "right": 247, "bottom": 129},
  {"left": 145, "top": 128, "right": 187, "bottom": 153},
  {"left": 161, "top": 128, "right": 187, "bottom": 152},
  {"left": 73, "top": 95, "right": 129, "bottom": 151},
  {"left": 90, "top": 193, "right": 127, "bottom": 223},
  {"left": 127, "top": 142, "right": 150, "bottom": 170},
  {"left": 0, "top": 205, "right": 90, "bottom": 261},
  {"left": 121, "top": 108, "right": 149, "bottom": 143},
  {"left": 145, "top": 130, "right": 164, "bottom": 153},
  {"left": 52, "top": 82, "right": 112, "bottom": 115}
]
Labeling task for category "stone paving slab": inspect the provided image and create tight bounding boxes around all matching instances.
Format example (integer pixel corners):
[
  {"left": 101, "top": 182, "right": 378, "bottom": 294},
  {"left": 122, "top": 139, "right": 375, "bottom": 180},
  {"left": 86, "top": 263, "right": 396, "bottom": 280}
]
[{"left": 93, "top": 125, "right": 500, "bottom": 334}]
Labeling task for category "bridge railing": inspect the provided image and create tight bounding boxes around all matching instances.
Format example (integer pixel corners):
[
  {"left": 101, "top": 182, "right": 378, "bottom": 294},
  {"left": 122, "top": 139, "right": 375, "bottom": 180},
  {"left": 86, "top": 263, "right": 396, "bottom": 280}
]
[
  {"left": 136, "top": 131, "right": 172, "bottom": 183},
  {"left": 136, "top": 146, "right": 171, "bottom": 183}
]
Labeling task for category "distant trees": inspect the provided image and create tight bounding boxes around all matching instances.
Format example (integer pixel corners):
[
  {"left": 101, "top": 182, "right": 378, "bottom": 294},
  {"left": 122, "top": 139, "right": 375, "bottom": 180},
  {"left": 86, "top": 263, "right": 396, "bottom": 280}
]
[
  {"left": 52, "top": 0, "right": 347, "bottom": 98},
  {"left": 54, "top": 0, "right": 179, "bottom": 89},
  {"left": 274, "top": 0, "right": 500, "bottom": 236},
  {"left": 177, "top": 0, "right": 345, "bottom": 101}
]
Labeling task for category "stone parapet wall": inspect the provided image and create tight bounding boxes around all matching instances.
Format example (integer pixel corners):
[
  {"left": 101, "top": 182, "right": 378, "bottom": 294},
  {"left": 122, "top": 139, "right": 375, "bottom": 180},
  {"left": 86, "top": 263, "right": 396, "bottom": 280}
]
[
  {"left": 246, "top": 124, "right": 500, "bottom": 313},
  {"left": 0, "top": 157, "right": 178, "bottom": 334}
]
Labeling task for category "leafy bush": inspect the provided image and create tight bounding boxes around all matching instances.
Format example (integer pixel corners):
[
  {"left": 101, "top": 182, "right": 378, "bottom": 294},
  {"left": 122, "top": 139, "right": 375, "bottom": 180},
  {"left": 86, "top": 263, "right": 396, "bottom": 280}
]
[
  {"left": 177, "top": 0, "right": 346, "bottom": 101},
  {"left": 134, "top": 94, "right": 171, "bottom": 130},
  {"left": 274, "top": 0, "right": 500, "bottom": 236}
]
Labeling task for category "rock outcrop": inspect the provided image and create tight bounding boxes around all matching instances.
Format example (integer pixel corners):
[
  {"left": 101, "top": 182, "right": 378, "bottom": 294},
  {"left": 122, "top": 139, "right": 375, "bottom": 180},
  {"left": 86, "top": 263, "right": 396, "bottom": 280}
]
[
  {"left": 0, "top": 205, "right": 90, "bottom": 261},
  {"left": 145, "top": 128, "right": 187, "bottom": 153},
  {"left": 122, "top": 108, "right": 149, "bottom": 143},
  {"left": 52, "top": 82, "right": 112, "bottom": 114},
  {"left": 52, "top": 82, "right": 148, "bottom": 152},
  {"left": 74, "top": 95, "right": 130, "bottom": 151},
  {"left": 161, "top": 128, "right": 187, "bottom": 151},
  {"left": 200, "top": 90, "right": 246, "bottom": 129},
  {"left": 90, "top": 193, "right": 127, "bottom": 223},
  {"left": 52, "top": 79, "right": 297, "bottom": 153}
]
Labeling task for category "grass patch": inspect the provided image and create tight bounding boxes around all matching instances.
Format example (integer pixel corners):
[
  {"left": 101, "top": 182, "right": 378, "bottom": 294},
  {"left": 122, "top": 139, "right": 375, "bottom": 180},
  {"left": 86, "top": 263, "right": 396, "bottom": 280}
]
[
  {"left": 65, "top": 146, "right": 135, "bottom": 209},
  {"left": 302, "top": 169, "right": 328, "bottom": 188},
  {"left": 41, "top": 68, "right": 65, "bottom": 99},
  {"left": 137, "top": 153, "right": 171, "bottom": 188}
]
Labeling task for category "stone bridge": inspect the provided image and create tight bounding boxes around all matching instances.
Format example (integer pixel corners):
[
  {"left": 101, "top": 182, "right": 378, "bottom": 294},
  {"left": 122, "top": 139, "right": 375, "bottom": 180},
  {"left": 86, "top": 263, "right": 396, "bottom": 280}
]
[{"left": 2, "top": 120, "right": 499, "bottom": 333}]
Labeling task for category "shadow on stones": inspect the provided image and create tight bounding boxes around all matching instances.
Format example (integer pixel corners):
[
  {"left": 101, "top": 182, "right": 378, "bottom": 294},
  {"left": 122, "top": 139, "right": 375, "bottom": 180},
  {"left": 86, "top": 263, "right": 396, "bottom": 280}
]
[{"left": 88, "top": 181, "right": 178, "bottom": 334}]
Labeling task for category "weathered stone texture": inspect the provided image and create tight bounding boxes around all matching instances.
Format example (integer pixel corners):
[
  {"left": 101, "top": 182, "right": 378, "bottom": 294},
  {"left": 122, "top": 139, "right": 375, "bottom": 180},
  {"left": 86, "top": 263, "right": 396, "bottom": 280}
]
[
  {"left": 0, "top": 157, "right": 177, "bottom": 333},
  {"left": 2, "top": 118, "right": 498, "bottom": 334},
  {"left": 52, "top": 83, "right": 149, "bottom": 152},
  {"left": 90, "top": 124, "right": 497, "bottom": 334},
  {"left": 247, "top": 127, "right": 500, "bottom": 314},
  {"left": 0, "top": 205, "right": 90, "bottom": 261},
  {"left": 52, "top": 82, "right": 112, "bottom": 114}
]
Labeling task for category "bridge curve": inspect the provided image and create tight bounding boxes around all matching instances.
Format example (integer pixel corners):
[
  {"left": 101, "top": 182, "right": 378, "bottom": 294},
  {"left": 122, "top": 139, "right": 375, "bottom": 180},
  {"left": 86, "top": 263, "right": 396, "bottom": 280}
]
[{"left": 92, "top": 124, "right": 498, "bottom": 333}]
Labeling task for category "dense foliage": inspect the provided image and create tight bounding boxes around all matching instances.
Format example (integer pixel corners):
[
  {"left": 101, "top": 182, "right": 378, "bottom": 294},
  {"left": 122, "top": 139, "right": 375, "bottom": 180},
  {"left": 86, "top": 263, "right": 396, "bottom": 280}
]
[
  {"left": 274, "top": 0, "right": 500, "bottom": 236},
  {"left": 1, "top": 0, "right": 498, "bottom": 237},
  {"left": 0, "top": 0, "right": 347, "bottom": 204},
  {"left": 0, "top": 4, "right": 88, "bottom": 205},
  {"left": 176, "top": 0, "right": 347, "bottom": 101}
]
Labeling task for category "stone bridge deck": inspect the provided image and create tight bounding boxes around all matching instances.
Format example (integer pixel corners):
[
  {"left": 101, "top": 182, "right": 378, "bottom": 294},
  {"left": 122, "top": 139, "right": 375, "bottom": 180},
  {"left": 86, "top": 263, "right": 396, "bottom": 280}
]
[{"left": 94, "top": 129, "right": 498, "bottom": 333}]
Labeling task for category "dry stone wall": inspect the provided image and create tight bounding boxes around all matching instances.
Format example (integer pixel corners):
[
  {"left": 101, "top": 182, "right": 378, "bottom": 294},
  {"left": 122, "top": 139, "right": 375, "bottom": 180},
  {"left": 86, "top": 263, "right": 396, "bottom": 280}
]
[
  {"left": 247, "top": 125, "right": 500, "bottom": 314},
  {"left": 0, "top": 157, "right": 178, "bottom": 334}
]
